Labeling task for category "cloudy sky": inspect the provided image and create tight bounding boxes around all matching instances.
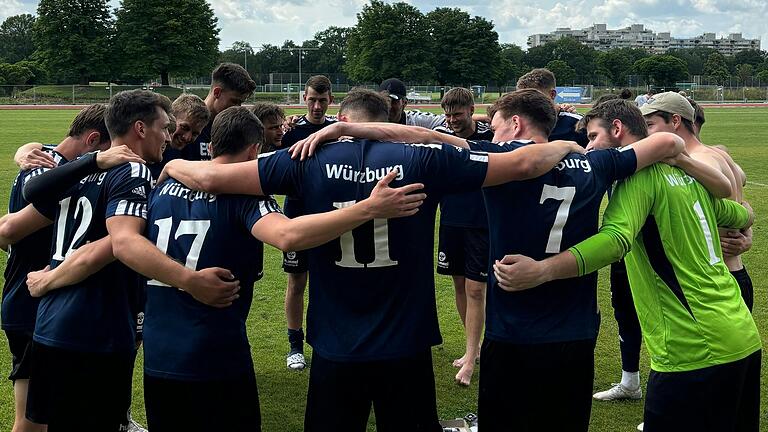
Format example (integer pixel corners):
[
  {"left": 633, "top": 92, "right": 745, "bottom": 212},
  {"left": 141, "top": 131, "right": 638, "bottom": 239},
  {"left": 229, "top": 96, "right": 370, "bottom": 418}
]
[{"left": 3, "top": 0, "right": 766, "bottom": 50}]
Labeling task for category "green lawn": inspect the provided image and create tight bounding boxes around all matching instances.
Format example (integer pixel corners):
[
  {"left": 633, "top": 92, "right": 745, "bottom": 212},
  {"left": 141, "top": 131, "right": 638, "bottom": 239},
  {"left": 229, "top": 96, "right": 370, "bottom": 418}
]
[{"left": 0, "top": 107, "right": 766, "bottom": 431}]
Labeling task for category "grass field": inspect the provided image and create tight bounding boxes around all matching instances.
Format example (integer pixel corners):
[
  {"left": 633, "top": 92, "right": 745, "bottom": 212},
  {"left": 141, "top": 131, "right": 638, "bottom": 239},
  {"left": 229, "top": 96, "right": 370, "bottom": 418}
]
[{"left": 0, "top": 106, "right": 766, "bottom": 431}]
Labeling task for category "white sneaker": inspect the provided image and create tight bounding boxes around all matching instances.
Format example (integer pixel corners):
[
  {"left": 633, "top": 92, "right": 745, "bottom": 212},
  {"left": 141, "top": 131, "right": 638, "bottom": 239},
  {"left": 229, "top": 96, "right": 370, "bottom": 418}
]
[
  {"left": 637, "top": 422, "right": 644, "bottom": 431},
  {"left": 592, "top": 383, "right": 642, "bottom": 401},
  {"left": 287, "top": 352, "right": 307, "bottom": 370}
]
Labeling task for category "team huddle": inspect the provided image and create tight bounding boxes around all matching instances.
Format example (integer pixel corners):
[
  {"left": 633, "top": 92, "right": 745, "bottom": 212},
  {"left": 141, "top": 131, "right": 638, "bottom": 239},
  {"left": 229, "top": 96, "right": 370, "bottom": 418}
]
[{"left": 0, "top": 63, "right": 758, "bottom": 432}]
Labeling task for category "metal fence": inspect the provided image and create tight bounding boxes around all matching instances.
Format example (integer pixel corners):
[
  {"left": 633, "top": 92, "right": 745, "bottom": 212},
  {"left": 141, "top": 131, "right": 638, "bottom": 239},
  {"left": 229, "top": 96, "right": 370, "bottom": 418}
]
[{"left": 1, "top": 83, "right": 767, "bottom": 106}]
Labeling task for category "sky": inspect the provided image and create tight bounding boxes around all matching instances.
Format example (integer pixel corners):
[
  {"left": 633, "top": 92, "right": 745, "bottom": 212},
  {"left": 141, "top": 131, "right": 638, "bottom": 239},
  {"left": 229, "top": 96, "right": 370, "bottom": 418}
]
[{"left": 3, "top": 0, "right": 766, "bottom": 51}]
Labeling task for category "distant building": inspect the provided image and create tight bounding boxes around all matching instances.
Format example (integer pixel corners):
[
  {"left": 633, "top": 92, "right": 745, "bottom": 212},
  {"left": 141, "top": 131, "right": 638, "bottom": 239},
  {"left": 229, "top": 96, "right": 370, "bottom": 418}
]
[{"left": 527, "top": 24, "right": 760, "bottom": 55}]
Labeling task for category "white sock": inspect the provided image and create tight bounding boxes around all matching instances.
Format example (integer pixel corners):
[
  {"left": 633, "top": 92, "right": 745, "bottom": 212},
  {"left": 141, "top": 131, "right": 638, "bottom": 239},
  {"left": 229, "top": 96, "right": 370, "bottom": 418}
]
[{"left": 621, "top": 370, "right": 640, "bottom": 390}]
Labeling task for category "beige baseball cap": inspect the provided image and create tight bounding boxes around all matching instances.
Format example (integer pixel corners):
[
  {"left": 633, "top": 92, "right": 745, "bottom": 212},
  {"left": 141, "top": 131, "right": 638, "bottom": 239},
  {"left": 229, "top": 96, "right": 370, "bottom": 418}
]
[{"left": 639, "top": 91, "right": 695, "bottom": 122}]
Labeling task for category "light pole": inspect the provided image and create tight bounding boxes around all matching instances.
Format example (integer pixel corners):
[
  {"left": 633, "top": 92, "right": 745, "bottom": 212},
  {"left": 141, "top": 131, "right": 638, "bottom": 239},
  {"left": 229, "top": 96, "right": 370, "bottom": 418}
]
[{"left": 282, "top": 46, "right": 319, "bottom": 101}]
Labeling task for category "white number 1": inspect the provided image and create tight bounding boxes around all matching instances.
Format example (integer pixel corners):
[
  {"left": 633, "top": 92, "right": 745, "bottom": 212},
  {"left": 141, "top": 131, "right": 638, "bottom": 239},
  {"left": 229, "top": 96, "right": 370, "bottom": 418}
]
[
  {"left": 539, "top": 185, "right": 576, "bottom": 253},
  {"left": 692, "top": 200, "right": 720, "bottom": 265}
]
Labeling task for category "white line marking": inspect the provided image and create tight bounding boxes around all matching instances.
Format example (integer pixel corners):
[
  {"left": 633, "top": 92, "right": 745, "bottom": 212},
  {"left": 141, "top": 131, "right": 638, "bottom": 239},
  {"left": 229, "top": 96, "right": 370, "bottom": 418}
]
[{"left": 746, "top": 181, "right": 768, "bottom": 187}]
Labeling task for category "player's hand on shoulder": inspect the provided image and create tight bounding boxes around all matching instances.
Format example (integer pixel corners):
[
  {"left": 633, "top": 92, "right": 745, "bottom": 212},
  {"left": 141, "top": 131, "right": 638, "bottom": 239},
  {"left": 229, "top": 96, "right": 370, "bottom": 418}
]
[
  {"left": 20, "top": 148, "right": 57, "bottom": 171},
  {"left": 27, "top": 265, "right": 52, "bottom": 297},
  {"left": 283, "top": 115, "right": 300, "bottom": 132},
  {"left": 96, "top": 145, "right": 145, "bottom": 169},
  {"left": 365, "top": 169, "right": 426, "bottom": 219},
  {"left": 185, "top": 267, "right": 240, "bottom": 308},
  {"left": 290, "top": 122, "right": 346, "bottom": 161},
  {"left": 557, "top": 103, "right": 576, "bottom": 113},
  {"left": 493, "top": 254, "right": 546, "bottom": 291}
]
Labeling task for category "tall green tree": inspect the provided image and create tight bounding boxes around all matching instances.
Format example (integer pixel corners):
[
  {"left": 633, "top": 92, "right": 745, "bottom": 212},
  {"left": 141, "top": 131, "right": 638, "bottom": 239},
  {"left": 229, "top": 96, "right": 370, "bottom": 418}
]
[
  {"left": 733, "top": 50, "right": 765, "bottom": 68},
  {"left": 114, "top": 0, "right": 219, "bottom": 85},
  {"left": 704, "top": 52, "right": 730, "bottom": 84},
  {"left": 545, "top": 60, "right": 576, "bottom": 84},
  {"left": 667, "top": 47, "right": 717, "bottom": 76},
  {"left": 345, "top": 0, "right": 434, "bottom": 83},
  {"left": 302, "top": 26, "right": 351, "bottom": 75},
  {"left": 523, "top": 37, "right": 599, "bottom": 81},
  {"left": 736, "top": 64, "right": 754, "bottom": 83},
  {"left": 633, "top": 55, "right": 688, "bottom": 87},
  {"left": 34, "top": 0, "right": 113, "bottom": 84},
  {"left": 496, "top": 43, "right": 528, "bottom": 86},
  {"left": 220, "top": 41, "right": 255, "bottom": 76},
  {"left": 0, "top": 14, "right": 36, "bottom": 63},
  {"left": 426, "top": 8, "right": 500, "bottom": 85}
]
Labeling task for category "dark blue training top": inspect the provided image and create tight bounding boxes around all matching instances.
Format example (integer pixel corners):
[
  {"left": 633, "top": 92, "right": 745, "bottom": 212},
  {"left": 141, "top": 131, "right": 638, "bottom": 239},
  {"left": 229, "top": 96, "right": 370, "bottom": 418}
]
[
  {"left": 32, "top": 162, "right": 151, "bottom": 353},
  {"left": 472, "top": 140, "right": 637, "bottom": 344},
  {"left": 1, "top": 145, "right": 67, "bottom": 331},
  {"left": 258, "top": 141, "right": 488, "bottom": 361},
  {"left": 281, "top": 115, "right": 337, "bottom": 148},
  {"left": 143, "top": 178, "right": 280, "bottom": 381},
  {"left": 435, "top": 121, "right": 494, "bottom": 228},
  {"left": 550, "top": 111, "right": 589, "bottom": 148}
]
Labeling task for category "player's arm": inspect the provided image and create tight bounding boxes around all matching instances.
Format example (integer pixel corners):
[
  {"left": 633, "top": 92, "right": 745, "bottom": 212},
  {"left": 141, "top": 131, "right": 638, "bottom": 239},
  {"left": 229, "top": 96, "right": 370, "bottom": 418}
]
[
  {"left": 720, "top": 227, "right": 752, "bottom": 257},
  {"left": 493, "top": 172, "right": 653, "bottom": 290},
  {"left": 290, "top": 122, "right": 470, "bottom": 160},
  {"left": 0, "top": 204, "right": 53, "bottom": 250},
  {"left": 23, "top": 146, "right": 145, "bottom": 203},
  {"left": 14, "top": 142, "right": 57, "bottom": 170},
  {"left": 689, "top": 151, "right": 739, "bottom": 199},
  {"left": 482, "top": 140, "right": 585, "bottom": 186},
  {"left": 252, "top": 170, "right": 425, "bottom": 251},
  {"left": 665, "top": 153, "right": 732, "bottom": 198},
  {"left": 712, "top": 198, "right": 753, "bottom": 230},
  {"left": 161, "top": 159, "right": 263, "bottom": 195},
  {"left": 630, "top": 132, "right": 684, "bottom": 171},
  {"left": 107, "top": 215, "right": 241, "bottom": 308},
  {"left": 27, "top": 236, "right": 115, "bottom": 297}
]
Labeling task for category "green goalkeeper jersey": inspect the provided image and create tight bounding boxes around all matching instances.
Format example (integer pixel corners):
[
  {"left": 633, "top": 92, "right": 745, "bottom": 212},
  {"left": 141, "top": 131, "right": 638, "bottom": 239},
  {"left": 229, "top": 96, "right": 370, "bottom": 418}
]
[{"left": 569, "top": 163, "right": 760, "bottom": 372}]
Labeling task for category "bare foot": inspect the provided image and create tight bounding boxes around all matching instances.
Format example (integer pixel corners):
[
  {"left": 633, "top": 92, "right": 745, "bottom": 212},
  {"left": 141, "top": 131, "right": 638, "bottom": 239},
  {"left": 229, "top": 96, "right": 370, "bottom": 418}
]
[
  {"left": 452, "top": 353, "right": 469, "bottom": 368},
  {"left": 455, "top": 362, "right": 475, "bottom": 386}
]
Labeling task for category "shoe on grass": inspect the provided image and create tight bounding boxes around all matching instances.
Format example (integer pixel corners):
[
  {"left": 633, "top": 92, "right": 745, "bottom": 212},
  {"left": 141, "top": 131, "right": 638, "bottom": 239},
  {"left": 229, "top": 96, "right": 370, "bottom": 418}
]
[
  {"left": 287, "top": 352, "right": 307, "bottom": 370},
  {"left": 592, "top": 383, "right": 642, "bottom": 401}
]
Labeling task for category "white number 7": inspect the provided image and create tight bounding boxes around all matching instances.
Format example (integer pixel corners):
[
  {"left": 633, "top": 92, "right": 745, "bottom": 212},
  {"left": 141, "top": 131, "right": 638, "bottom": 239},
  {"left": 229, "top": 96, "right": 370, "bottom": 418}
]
[{"left": 540, "top": 185, "right": 576, "bottom": 253}]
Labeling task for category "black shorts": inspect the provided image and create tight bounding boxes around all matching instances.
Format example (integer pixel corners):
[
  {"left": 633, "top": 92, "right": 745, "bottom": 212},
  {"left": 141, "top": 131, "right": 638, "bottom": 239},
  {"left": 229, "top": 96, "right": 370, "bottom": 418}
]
[
  {"left": 732, "top": 267, "right": 753, "bottom": 312},
  {"left": 644, "top": 350, "right": 761, "bottom": 432},
  {"left": 145, "top": 372, "right": 261, "bottom": 432},
  {"left": 25, "top": 342, "right": 135, "bottom": 430},
  {"left": 305, "top": 350, "right": 441, "bottom": 432},
  {"left": 5, "top": 329, "right": 33, "bottom": 381},
  {"left": 282, "top": 250, "right": 308, "bottom": 274},
  {"left": 436, "top": 225, "right": 489, "bottom": 282},
  {"left": 478, "top": 338, "right": 596, "bottom": 432}
]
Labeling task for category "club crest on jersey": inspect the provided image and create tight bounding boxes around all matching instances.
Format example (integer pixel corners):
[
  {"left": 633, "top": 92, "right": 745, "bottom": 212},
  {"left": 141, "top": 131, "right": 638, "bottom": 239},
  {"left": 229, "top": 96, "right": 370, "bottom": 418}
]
[{"left": 286, "top": 251, "right": 297, "bottom": 260}]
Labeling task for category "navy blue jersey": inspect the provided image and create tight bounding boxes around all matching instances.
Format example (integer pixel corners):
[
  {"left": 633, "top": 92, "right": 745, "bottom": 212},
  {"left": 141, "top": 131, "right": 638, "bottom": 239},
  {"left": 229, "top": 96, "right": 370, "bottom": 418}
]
[
  {"left": 281, "top": 115, "right": 337, "bottom": 147},
  {"left": 470, "top": 141, "right": 637, "bottom": 344},
  {"left": 149, "top": 121, "right": 212, "bottom": 179},
  {"left": 550, "top": 111, "right": 589, "bottom": 148},
  {"left": 436, "top": 122, "right": 494, "bottom": 228},
  {"left": 258, "top": 141, "right": 488, "bottom": 361},
  {"left": 33, "top": 162, "right": 152, "bottom": 353},
  {"left": 143, "top": 178, "right": 280, "bottom": 381},
  {"left": 1, "top": 146, "right": 67, "bottom": 331}
]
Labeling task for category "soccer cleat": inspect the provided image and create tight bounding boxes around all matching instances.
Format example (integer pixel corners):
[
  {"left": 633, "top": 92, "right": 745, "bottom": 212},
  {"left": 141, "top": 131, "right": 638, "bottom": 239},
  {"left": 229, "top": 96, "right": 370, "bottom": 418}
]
[
  {"left": 287, "top": 352, "right": 307, "bottom": 370},
  {"left": 592, "top": 383, "right": 642, "bottom": 401},
  {"left": 637, "top": 422, "right": 644, "bottom": 431}
]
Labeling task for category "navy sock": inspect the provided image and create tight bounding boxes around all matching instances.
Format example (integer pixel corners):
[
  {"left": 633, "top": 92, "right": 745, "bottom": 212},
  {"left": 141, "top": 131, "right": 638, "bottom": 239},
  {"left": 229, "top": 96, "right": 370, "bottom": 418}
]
[{"left": 288, "top": 328, "right": 304, "bottom": 354}]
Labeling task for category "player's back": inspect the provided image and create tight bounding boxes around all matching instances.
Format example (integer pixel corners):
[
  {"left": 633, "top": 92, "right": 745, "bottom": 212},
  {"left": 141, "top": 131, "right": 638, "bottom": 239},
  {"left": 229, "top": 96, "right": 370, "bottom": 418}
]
[
  {"left": 608, "top": 163, "right": 760, "bottom": 371},
  {"left": 258, "top": 140, "right": 488, "bottom": 361},
  {"left": 34, "top": 162, "right": 151, "bottom": 353},
  {"left": 143, "top": 178, "right": 277, "bottom": 379},
  {"left": 472, "top": 140, "right": 636, "bottom": 344}
]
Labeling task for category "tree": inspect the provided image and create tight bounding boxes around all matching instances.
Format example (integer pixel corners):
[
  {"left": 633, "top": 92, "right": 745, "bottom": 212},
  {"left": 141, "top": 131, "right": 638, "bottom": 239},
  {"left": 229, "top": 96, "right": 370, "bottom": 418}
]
[
  {"left": 34, "top": 0, "right": 113, "bottom": 84},
  {"left": 0, "top": 62, "right": 34, "bottom": 85},
  {"left": 302, "top": 26, "right": 351, "bottom": 75},
  {"left": 756, "top": 69, "right": 768, "bottom": 83},
  {"left": 220, "top": 41, "right": 255, "bottom": 76},
  {"left": 736, "top": 64, "right": 754, "bottom": 83},
  {"left": 426, "top": 8, "right": 500, "bottom": 85},
  {"left": 115, "top": 0, "right": 220, "bottom": 85},
  {"left": 704, "top": 52, "right": 730, "bottom": 84},
  {"left": 497, "top": 43, "right": 528, "bottom": 86},
  {"left": 599, "top": 50, "right": 632, "bottom": 86},
  {"left": 667, "top": 47, "right": 717, "bottom": 76},
  {"left": 633, "top": 55, "right": 688, "bottom": 87},
  {"left": 733, "top": 50, "right": 765, "bottom": 68},
  {"left": 345, "top": 0, "right": 434, "bottom": 83},
  {"left": 523, "top": 37, "right": 599, "bottom": 81},
  {"left": 545, "top": 60, "right": 575, "bottom": 84},
  {"left": 0, "top": 14, "right": 36, "bottom": 64}
]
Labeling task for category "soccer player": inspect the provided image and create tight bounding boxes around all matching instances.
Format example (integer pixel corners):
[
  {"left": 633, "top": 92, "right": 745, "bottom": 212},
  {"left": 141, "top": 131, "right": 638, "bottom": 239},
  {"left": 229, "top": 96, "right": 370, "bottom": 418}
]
[
  {"left": 378, "top": 78, "right": 446, "bottom": 128},
  {"left": 432, "top": 87, "right": 493, "bottom": 386},
  {"left": 290, "top": 89, "right": 685, "bottom": 432},
  {"left": 18, "top": 90, "right": 239, "bottom": 430},
  {"left": 0, "top": 104, "right": 110, "bottom": 432},
  {"left": 280, "top": 75, "right": 339, "bottom": 370},
  {"left": 641, "top": 92, "right": 754, "bottom": 310},
  {"left": 516, "top": 68, "right": 589, "bottom": 147},
  {"left": 162, "top": 88, "right": 585, "bottom": 432},
  {"left": 148, "top": 63, "right": 256, "bottom": 178},
  {"left": 492, "top": 148, "right": 759, "bottom": 432},
  {"left": 634, "top": 89, "right": 654, "bottom": 107},
  {"left": 251, "top": 102, "right": 286, "bottom": 153},
  {"left": 575, "top": 99, "right": 732, "bottom": 406}
]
